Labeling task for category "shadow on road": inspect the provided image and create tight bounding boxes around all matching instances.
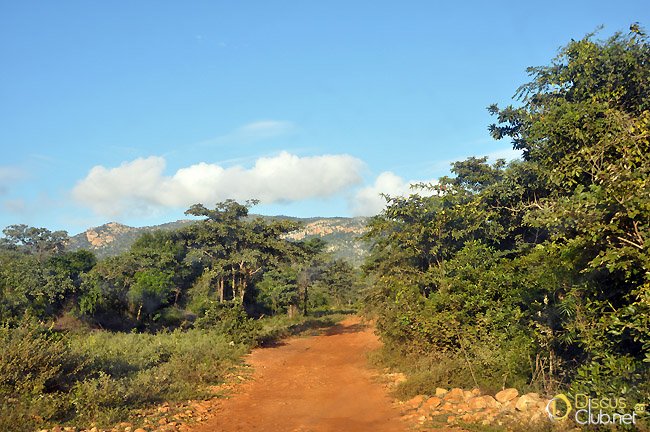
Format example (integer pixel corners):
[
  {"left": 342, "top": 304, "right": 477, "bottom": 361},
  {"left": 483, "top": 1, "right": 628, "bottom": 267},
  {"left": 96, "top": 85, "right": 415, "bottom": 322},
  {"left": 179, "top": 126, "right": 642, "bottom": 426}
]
[
  {"left": 324, "top": 322, "right": 368, "bottom": 336},
  {"left": 258, "top": 317, "right": 346, "bottom": 347}
]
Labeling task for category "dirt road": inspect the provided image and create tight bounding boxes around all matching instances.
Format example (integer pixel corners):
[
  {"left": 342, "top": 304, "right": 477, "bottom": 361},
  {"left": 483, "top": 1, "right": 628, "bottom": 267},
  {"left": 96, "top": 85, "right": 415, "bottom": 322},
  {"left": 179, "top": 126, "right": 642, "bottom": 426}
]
[{"left": 190, "top": 317, "right": 409, "bottom": 432}]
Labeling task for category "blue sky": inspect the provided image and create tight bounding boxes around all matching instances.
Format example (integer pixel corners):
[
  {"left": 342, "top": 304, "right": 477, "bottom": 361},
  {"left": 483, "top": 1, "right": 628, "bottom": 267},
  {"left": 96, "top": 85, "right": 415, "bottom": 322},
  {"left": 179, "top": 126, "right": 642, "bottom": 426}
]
[{"left": 1, "top": 1, "right": 647, "bottom": 234}]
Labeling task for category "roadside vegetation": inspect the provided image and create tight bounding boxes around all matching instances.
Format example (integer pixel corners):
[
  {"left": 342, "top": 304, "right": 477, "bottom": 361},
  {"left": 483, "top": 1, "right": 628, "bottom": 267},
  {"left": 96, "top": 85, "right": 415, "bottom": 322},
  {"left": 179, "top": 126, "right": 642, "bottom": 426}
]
[
  {"left": 0, "top": 201, "right": 361, "bottom": 432},
  {"left": 363, "top": 25, "right": 649, "bottom": 422}
]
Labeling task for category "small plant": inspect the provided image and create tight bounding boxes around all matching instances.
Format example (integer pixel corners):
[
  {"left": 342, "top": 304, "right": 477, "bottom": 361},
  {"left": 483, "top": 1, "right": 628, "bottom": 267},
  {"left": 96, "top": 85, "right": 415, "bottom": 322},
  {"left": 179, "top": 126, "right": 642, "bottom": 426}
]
[{"left": 195, "top": 301, "right": 261, "bottom": 345}]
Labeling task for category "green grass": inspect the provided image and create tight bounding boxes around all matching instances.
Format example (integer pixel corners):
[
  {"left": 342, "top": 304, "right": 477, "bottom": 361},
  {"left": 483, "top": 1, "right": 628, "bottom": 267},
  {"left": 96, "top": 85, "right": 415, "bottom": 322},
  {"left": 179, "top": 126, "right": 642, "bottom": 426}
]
[
  {"left": 368, "top": 341, "right": 536, "bottom": 401},
  {"left": 0, "top": 312, "right": 347, "bottom": 432}
]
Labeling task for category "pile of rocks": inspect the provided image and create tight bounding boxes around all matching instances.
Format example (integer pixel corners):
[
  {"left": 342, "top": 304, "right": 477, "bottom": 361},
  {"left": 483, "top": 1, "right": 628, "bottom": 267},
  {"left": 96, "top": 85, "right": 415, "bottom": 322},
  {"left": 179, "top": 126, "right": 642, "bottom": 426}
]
[
  {"left": 399, "top": 387, "right": 549, "bottom": 427},
  {"left": 35, "top": 399, "right": 219, "bottom": 432}
]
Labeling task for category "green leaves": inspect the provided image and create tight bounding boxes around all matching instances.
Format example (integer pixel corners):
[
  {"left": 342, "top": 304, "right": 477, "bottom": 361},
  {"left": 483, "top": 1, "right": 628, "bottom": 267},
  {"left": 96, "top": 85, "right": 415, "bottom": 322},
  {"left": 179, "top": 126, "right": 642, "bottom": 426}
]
[{"left": 367, "top": 24, "right": 650, "bottom": 397}]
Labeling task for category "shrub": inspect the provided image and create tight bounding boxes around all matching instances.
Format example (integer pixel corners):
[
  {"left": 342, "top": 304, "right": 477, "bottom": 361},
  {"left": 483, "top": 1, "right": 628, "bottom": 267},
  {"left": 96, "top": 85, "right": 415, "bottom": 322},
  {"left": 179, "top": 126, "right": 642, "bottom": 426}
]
[
  {"left": 194, "top": 301, "right": 260, "bottom": 345},
  {"left": 0, "top": 320, "right": 83, "bottom": 431}
]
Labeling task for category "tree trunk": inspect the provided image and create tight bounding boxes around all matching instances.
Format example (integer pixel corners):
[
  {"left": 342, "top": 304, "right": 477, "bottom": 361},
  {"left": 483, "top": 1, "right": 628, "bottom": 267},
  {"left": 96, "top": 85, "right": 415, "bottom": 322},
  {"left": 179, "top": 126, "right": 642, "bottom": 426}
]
[
  {"left": 232, "top": 267, "right": 237, "bottom": 300},
  {"left": 302, "top": 284, "right": 308, "bottom": 315},
  {"left": 240, "top": 279, "right": 247, "bottom": 302},
  {"left": 219, "top": 277, "right": 224, "bottom": 303}
]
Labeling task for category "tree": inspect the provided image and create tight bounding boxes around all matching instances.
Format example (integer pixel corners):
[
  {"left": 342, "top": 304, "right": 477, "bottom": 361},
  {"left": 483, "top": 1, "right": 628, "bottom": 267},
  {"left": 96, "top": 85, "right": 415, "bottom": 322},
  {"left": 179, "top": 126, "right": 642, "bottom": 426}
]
[
  {"left": 1, "top": 225, "right": 68, "bottom": 259},
  {"left": 256, "top": 267, "right": 299, "bottom": 314},
  {"left": 183, "top": 200, "right": 300, "bottom": 309},
  {"left": 488, "top": 26, "right": 650, "bottom": 394},
  {"left": 128, "top": 269, "right": 173, "bottom": 321},
  {"left": 364, "top": 25, "right": 650, "bottom": 397},
  {"left": 317, "top": 259, "right": 359, "bottom": 308}
]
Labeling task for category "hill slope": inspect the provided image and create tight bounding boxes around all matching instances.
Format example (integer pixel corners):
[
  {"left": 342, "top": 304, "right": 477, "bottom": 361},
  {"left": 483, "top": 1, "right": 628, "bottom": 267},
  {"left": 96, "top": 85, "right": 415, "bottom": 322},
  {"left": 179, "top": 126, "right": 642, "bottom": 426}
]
[{"left": 67, "top": 216, "right": 370, "bottom": 265}]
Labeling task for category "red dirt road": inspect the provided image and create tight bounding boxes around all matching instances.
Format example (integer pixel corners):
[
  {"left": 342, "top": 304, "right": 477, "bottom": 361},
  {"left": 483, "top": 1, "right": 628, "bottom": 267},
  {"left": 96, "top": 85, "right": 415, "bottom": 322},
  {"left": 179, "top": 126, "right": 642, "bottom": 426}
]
[{"left": 190, "top": 317, "right": 409, "bottom": 432}]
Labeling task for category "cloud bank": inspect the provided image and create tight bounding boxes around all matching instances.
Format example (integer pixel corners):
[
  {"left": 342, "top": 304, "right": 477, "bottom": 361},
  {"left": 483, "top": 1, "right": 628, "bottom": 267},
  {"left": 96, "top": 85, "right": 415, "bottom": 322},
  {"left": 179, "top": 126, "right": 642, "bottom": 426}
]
[
  {"left": 73, "top": 152, "right": 364, "bottom": 217},
  {"left": 352, "top": 172, "right": 436, "bottom": 216}
]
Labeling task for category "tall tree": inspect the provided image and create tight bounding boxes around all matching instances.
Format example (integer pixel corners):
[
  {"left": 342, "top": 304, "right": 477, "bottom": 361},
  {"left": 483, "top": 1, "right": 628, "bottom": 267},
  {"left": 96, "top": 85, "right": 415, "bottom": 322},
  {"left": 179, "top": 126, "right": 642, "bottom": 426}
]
[{"left": 183, "top": 200, "right": 300, "bottom": 307}]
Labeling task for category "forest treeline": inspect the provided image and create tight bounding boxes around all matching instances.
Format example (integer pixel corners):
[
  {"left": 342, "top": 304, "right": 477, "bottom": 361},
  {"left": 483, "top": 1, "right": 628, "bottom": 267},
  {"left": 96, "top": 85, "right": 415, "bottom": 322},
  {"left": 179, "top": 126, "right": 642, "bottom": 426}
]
[
  {"left": 363, "top": 26, "right": 649, "bottom": 407},
  {"left": 0, "top": 200, "right": 360, "bottom": 327},
  {"left": 0, "top": 200, "right": 361, "bottom": 431}
]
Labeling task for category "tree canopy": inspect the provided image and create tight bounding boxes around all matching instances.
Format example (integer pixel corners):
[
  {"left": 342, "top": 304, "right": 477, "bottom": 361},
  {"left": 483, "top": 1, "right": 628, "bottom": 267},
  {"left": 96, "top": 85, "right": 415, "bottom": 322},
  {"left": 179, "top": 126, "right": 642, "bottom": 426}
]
[{"left": 364, "top": 25, "right": 649, "bottom": 399}]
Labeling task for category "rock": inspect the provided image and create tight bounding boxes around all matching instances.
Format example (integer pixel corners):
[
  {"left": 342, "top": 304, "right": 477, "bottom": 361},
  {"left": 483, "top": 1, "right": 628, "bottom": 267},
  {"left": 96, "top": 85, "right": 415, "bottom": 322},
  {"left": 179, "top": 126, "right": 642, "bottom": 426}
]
[
  {"left": 421, "top": 396, "right": 442, "bottom": 410},
  {"left": 501, "top": 398, "right": 518, "bottom": 412},
  {"left": 158, "top": 406, "right": 170, "bottom": 413},
  {"left": 531, "top": 411, "right": 544, "bottom": 423},
  {"left": 133, "top": 429, "right": 147, "bottom": 432},
  {"left": 158, "top": 418, "right": 168, "bottom": 425},
  {"left": 385, "top": 372, "right": 407, "bottom": 386},
  {"left": 471, "top": 388, "right": 481, "bottom": 396},
  {"left": 516, "top": 393, "right": 541, "bottom": 411},
  {"left": 441, "top": 403, "right": 456, "bottom": 412},
  {"left": 495, "top": 388, "right": 519, "bottom": 403},
  {"left": 405, "top": 395, "right": 427, "bottom": 408},
  {"left": 460, "top": 412, "right": 482, "bottom": 423},
  {"left": 194, "top": 402, "right": 211, "bottom": 414},
  {"left": 468, "top": 396, "right": 489, "bottom": 410},
  {"left": 402, "top": 413, "right": 417, "bottom": 421},
  {"left": 90, "top": 428, "right": 98, "bottom": 432},
  {"left": 435, "top": 387, "right": 448, "bottom": 397},
  {"left": 535, "top": 400, "right": 548, "bottom": 412},
  {"left": 52, "top": 428, "right": 63, "bottom": 432},
  {"left": 481, "top": 395, "right": 501, "bottom": 409},
  {"left": 463, "top": 390, "right": 474, "bottom": 400},
  {"left": 444, "top": 388, "right": 465, "bottom": 403}
]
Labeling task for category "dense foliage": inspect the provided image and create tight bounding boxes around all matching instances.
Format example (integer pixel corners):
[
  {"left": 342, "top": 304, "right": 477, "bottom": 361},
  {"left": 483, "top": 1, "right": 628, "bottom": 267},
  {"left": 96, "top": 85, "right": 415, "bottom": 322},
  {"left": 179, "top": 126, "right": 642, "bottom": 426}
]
[
  {"left": 0, "top": 200, "right": 361, "bottom": 431},
  {"left": 364, "top": 26, "right": 649, "bottom": 405}
]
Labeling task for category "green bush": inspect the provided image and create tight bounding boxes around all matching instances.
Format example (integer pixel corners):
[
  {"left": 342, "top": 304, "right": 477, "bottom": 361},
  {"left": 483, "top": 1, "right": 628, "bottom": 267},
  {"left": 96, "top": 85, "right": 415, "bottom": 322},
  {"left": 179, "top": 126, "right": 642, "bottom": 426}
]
[
  {"left": 0, "top": 320, "right": 83, "bottom": 431},
  {"left": 194, "top": 301, "right": 260, "bottom": 345}
]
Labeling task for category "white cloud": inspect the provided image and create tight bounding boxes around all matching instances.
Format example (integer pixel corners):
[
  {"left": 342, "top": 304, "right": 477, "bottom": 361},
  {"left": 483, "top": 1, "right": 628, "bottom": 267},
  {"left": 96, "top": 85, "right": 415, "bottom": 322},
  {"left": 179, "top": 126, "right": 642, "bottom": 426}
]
[
  {"left": 350, "top": 148, "right": 523, "bottom": 217},
  {"left": 0, "top": 166, "right": 26, "bottom": 195},
  {"left": 237, "top": 120, "right": 295, "bottom": 139},
  {"left": 351, "top": 172, "right": 436, "bottom": 217},
  {"left": 198, "top": 120, "right": 296, "bottom": 147},
  {"left": 2, "top": 198, "right": 26, "bottom": 213},
  {"left": 73, "top": 152, "right": 364, "bottom": 218},
  {"left": 486, "top": 148, "right": 523, "bottom": 162}
]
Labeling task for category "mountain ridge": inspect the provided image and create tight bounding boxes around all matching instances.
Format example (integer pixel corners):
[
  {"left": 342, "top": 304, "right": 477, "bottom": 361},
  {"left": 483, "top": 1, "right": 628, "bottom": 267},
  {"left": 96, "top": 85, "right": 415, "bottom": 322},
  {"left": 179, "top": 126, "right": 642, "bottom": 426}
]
[{"left": 67, "top": 216, "right": 371, "bottom": 265}]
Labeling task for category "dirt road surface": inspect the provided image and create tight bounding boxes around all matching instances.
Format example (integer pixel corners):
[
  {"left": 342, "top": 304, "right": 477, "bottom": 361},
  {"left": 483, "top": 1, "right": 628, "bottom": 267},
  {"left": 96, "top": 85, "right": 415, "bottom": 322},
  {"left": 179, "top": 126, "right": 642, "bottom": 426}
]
[{"left": 190, "top": 316, "right": 409, "bottom": 432}]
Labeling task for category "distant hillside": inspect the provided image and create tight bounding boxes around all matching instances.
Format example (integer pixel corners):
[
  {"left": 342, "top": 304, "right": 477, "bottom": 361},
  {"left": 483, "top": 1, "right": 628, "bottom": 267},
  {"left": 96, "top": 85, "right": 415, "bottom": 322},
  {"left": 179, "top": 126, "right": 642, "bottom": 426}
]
[
  {"left": 66, "top": 220, "right": 196, "bottom": 258},
  {"left": 281, "top": 217, "right": 370, "bottom": 265},
  {"left": 67, "top": 216, "right": 371, "bottom": 265}
]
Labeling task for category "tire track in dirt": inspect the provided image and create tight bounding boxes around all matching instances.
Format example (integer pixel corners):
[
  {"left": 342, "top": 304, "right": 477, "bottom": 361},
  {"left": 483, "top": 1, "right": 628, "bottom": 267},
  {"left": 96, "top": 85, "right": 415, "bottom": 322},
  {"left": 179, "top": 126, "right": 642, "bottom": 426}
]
[{"left": 189, "top": 317, "right": 409, "bottom": 432}]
